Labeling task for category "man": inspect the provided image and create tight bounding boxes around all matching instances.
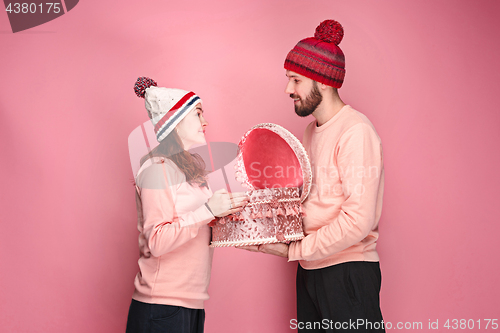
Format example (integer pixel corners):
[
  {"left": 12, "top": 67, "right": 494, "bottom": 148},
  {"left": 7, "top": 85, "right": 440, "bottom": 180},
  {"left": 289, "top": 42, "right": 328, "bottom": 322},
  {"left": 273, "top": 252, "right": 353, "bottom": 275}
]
[{"left": 243, "top": 20, "right": 385, "bottom": 332}]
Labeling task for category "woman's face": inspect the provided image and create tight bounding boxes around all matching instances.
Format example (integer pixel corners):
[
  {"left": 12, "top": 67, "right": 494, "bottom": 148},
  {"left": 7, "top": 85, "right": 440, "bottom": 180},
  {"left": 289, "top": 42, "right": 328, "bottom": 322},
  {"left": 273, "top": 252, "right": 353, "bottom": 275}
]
[{"left": 176, "top": 103, "right": 208, "bottom": 149}]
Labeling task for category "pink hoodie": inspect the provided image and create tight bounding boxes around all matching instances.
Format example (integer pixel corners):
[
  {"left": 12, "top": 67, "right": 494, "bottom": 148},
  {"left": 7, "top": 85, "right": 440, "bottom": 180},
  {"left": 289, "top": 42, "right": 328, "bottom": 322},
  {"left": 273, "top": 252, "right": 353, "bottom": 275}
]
[
  {"left": 288, "top": 105, "right": 384, "bottom": 269},
  {"left": 132, "top": 157, "right": 215, "bottom": 309}
]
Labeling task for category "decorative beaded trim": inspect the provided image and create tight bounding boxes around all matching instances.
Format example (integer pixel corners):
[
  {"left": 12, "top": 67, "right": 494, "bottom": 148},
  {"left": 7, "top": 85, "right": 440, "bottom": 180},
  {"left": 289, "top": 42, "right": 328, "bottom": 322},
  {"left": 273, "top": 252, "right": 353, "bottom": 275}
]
[
  {"left": 246, "top": 197, "right": 301, "bottom": 206},
  {"left": 209, "top": 233, "right": 304, "bottom": 248}
]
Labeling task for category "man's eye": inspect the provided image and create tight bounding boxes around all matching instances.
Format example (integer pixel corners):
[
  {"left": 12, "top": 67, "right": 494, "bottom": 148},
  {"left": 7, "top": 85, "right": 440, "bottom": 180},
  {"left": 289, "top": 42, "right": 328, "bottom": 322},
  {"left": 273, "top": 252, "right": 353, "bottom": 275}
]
[{"left": 294, "top": 80, "right": 300, "bottom": 83}]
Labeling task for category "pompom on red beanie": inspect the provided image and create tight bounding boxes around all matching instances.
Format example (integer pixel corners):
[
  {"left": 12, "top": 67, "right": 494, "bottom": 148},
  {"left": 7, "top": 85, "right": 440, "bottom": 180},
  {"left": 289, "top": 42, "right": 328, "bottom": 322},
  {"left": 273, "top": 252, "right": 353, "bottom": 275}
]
[{"left": 284, "top": 19, "right": 346, "bottom": 88}]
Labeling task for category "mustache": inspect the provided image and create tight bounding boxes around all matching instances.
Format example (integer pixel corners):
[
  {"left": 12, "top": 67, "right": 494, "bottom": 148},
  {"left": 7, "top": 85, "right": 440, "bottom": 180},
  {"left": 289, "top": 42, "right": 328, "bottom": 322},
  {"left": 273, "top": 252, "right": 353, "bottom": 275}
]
[{"left": 290, "top": 94, "right": 300, "bottom": 99}]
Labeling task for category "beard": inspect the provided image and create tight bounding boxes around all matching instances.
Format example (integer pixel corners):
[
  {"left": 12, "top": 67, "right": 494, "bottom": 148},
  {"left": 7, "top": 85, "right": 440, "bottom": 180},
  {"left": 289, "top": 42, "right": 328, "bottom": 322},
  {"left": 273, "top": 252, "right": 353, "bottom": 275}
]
[{"left": 292, "top": 81, "right": 323, "bottom": 117}]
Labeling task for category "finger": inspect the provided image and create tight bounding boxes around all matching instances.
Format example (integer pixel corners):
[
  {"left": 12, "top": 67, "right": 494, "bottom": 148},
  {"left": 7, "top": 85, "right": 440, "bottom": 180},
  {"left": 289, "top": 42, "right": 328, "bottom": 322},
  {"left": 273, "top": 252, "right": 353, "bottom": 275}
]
[
  {"left": 227, "top": 192, "right": 250, "bottom": 198},
  {"left": 258, "top": 243, "right": 288, "bottom": 257},
  {"left": 225, "top": 203, "right": 245, "bottom": 213},
  {"left": 232, "top": 196, "right": 250, "bottom": 203},
  {"left": 231, "top": 197, "right": 250, "bottom": 206},
  {"left": 227, "top": 198, "right": 247, "bottom": 209},
  {"left": 234, "top": 202, "right": 248, "bottom": 209},
  {"left": 229, "top": 201, "right": 245, "bottom": 209},
  {"left": 236, "top": 245, "right": 260, "bottom": 252}
]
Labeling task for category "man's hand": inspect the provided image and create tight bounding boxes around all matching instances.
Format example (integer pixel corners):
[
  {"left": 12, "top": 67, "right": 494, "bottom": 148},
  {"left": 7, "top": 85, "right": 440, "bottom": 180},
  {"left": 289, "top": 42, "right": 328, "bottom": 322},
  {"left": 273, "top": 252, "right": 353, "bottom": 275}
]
[
  {"left": 237, "top": 245, "right": 260, "bottom": 252},
  {"left": 258, "top": 243, "right": 289, "bottom": 258},
  {"left": 237, "top": 243, "right": 289, "bottom": 258}
]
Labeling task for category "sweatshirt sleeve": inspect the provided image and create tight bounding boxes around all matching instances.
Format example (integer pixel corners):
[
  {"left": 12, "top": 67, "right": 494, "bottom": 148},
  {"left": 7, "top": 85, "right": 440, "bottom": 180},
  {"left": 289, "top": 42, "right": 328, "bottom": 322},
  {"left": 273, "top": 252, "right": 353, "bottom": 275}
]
[
  {"left": 137, "top": 161, "right": 214, "bottom": 257},
  {"left": 288, "top": 123, "right": 383, "bottom": 261}
]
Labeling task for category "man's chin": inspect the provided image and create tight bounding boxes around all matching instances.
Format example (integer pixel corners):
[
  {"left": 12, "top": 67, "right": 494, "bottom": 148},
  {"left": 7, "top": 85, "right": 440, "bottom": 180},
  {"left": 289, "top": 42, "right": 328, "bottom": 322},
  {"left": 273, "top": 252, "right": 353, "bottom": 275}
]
[{"left": 295, "top": 107, "right": 313, "bottom": 117}]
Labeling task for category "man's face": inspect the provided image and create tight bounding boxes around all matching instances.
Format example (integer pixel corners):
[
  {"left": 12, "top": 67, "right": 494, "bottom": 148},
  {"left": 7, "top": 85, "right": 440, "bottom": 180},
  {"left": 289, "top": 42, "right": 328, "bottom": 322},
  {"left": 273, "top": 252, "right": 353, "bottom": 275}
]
[{"left": 285, "top": 70, "right": 323, "bottom": 117}]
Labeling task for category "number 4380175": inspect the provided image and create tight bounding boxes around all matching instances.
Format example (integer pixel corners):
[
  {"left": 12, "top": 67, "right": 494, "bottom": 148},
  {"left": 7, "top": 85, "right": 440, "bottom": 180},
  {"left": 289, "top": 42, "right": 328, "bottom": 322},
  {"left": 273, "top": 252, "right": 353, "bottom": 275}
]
[
  {"left": 5, "top": 3, "right": 61, "bottom": 14},
  {"left": 444, "top": 319, "right": 498, "bottom": 330}
]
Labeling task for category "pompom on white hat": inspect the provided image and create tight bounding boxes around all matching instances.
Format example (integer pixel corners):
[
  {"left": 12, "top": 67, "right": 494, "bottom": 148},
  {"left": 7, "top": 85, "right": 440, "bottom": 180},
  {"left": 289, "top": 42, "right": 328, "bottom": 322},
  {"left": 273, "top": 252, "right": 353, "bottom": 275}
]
[{"left": 134, "top": 77, "right": 202, "bottom": 142}]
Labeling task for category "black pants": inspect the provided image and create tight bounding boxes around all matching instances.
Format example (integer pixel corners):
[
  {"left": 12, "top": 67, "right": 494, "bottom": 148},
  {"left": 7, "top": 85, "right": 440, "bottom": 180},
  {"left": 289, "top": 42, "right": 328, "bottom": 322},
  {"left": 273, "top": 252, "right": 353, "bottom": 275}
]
[
  {"left": 126, "top": 299, "right": 205, "bottom": 333},
  {"left": 296, "top": 261, "right": 385, "bottom": 332}
]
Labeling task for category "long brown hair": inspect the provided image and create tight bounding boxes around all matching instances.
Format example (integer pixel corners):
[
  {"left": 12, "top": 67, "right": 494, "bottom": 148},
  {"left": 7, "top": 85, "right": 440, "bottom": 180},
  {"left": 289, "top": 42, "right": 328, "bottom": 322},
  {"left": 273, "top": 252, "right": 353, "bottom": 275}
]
[{"left": 140, "top": 130, "right": 208, "bottom": 188}]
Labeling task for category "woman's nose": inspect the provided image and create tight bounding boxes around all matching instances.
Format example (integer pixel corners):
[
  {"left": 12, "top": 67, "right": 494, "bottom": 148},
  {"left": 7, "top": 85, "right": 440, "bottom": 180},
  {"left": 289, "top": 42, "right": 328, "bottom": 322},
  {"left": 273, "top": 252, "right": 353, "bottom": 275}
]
[{"left": 201, "top": 115, "right": 208, "bottom": 127}]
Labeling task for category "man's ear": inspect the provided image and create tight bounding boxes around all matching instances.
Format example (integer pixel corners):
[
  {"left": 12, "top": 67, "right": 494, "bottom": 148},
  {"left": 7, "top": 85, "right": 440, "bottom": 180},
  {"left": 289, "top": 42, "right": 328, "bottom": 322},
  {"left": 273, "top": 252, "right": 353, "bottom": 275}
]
[{"left": 319, "top": 82, "right": 330, "bottom": 91}]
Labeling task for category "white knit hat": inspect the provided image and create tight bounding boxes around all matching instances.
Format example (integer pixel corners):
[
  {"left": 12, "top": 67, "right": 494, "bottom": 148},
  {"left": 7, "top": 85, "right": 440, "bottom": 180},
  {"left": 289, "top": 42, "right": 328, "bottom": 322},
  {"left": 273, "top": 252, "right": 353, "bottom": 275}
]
[{"left": 134, "top": 77, "right": 202, "bottom": 142}]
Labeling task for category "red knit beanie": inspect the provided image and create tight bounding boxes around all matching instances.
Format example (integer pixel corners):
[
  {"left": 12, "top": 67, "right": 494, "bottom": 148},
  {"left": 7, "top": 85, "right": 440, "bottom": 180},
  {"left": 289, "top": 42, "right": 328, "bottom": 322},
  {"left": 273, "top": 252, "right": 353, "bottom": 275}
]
[{"left": 284, "top": 19, "right": 345, "bottom": 88}]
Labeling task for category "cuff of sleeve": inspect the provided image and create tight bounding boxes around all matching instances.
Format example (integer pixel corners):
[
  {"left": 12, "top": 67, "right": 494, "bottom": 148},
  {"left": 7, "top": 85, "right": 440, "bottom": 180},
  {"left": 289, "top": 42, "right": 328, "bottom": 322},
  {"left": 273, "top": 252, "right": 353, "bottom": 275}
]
[
  {"left": 178, "top": 204, "right": 215, "bottom": 228},
  {"left": 287, "top": 240, "right": 303, "bottom": 262},
  {"left": 205, "top": 202, "right": 217, "bottom": 217}
]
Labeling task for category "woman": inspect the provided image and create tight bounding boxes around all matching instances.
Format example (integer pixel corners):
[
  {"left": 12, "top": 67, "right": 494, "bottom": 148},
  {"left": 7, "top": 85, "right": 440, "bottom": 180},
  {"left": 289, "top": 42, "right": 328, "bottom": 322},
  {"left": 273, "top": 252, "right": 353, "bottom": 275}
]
[{"left": 126, "top": 77, "right": 248, "bottom": 333}]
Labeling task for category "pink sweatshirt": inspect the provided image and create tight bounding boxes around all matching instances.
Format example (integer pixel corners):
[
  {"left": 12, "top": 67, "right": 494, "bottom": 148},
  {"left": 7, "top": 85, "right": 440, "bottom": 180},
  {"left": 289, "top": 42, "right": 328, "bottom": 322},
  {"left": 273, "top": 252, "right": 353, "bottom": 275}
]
[
  {"left": 132, "top": 157, "right": 215, "bottom": 309},
  {"left": 288, "top": 105, "right": 384, "bottom": 269}
]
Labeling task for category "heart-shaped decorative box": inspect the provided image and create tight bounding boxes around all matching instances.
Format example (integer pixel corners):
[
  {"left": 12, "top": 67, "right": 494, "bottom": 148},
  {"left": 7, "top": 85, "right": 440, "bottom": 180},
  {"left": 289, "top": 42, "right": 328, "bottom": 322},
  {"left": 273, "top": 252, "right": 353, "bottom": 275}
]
[{"left": 210, "top": 123, "right": 312, "bottom": 247}]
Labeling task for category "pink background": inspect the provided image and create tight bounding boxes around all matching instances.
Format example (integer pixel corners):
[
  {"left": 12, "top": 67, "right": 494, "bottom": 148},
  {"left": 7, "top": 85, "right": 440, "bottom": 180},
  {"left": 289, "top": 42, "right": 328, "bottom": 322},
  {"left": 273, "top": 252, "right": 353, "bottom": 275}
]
[{"left": 1, "top": 0, "right": 500, "bottom": 332}]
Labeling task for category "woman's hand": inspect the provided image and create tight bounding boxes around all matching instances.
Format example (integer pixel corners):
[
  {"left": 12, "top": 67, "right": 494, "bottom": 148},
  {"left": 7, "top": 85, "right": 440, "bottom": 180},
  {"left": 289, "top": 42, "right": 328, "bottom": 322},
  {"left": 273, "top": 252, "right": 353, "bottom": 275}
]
[{"left": 206, "top": 189, "right": 249, "bottom": 217}]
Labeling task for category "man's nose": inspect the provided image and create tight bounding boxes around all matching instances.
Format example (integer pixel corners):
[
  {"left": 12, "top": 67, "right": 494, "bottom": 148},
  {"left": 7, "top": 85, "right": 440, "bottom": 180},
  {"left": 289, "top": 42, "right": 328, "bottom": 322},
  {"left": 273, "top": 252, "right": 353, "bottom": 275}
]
[{"left": 285, "top": 81, "right": 294, "bottom": 95}]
